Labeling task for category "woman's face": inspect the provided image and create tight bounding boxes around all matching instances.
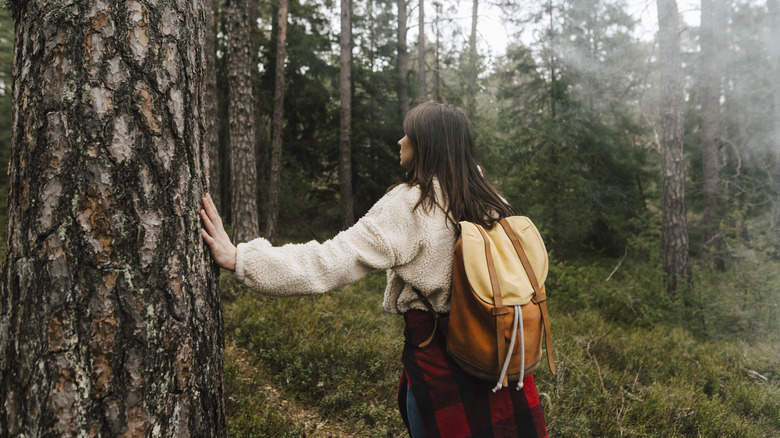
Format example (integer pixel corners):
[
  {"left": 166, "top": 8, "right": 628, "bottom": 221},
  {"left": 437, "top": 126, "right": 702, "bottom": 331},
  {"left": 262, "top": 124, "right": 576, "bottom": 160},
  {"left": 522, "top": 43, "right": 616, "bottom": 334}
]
[{"left": 398, "top": 135, "right": 414, "bottom": 169}]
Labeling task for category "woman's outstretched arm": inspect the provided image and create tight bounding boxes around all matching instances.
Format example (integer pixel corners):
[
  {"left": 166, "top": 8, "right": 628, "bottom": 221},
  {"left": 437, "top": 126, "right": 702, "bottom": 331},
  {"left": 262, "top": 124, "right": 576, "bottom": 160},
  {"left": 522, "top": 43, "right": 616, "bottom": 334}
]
[{"left": 200, "top": 193, "right": 238, "bottom": 271}]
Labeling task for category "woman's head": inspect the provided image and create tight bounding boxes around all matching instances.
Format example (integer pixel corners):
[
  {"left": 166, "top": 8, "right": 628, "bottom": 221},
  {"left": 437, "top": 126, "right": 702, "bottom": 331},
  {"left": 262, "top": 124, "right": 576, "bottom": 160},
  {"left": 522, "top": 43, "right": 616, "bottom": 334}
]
[
  {"left": 401, "top": 102, "right": 475, "bottom": 179},
  {"left": 399, "top": 102, "right": 514, "bottom": 227}
]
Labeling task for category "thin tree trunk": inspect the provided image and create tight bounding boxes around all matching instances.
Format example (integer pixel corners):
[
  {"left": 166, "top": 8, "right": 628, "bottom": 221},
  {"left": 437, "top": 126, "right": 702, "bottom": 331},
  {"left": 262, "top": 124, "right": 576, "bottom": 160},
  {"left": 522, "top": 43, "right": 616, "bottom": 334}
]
[
  {"left": 769, "top": 0, "right": 780, "bottom": 223},
  {"left": 0, "top": 0, "right": 225, "bottom": 434},
  {"left": 467, "top": 0, "right": 478, "bottom": 111},
  {"left": 548, "top": 0, "right": 556, "bottom": 119},
  {"left": 398, "top": 0, "right": 410, "bottom": 120},
  {"left": 228, "top": 0, "right": 260, "bottom": 244},
  {"left": 340, "top": 0, "right": 355, "bottom": 229},
  {"left": 700, "top": 0, "right": 724, "bottom": 268},
  {"left": 266, "top": 0, "right": 289, "bottom": 243},
  {"left": 417, "top": 0, "right": 426, "bottom": 100},
  {"left": 434, "top": 1, "right": 442, "bottom": 102},
  {"left": 657, "top": 0, "right": 692, "bottom": 294},
  {"left": 206, "top": 0, "right": 221, "bottom": 212}
]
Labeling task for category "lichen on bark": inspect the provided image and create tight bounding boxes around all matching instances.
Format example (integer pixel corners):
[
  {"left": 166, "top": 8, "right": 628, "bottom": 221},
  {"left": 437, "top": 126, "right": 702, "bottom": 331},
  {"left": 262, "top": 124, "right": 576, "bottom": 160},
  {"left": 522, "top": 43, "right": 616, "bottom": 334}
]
[{"left": 1, "top": 0, "right": 225, "bottom": 435}]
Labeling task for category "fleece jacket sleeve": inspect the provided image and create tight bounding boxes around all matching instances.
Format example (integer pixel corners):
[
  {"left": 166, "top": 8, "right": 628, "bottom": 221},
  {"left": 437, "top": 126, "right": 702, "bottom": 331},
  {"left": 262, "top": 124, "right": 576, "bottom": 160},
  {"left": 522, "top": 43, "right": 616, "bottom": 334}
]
[{"left": 233, "top": 185, "right": 424, "bottom": 296}]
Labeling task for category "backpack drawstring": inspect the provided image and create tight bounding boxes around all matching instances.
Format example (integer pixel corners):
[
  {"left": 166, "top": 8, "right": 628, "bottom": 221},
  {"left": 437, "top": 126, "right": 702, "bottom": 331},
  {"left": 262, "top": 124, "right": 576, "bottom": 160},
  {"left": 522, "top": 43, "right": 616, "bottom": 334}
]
[
  {"left": 516, "top": 305, "right": 525, "bottom": 390},
  {"left": 493, "top": 305, "right": 525, "bottom": 392}
]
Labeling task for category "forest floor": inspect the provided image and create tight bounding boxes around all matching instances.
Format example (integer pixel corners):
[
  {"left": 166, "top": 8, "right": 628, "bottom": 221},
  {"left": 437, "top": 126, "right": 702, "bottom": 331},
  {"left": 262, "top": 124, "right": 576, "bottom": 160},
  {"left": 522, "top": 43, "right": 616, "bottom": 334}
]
[
  {"left": 221, "top": 259, "right": 780, "bottom": 438},
  {"left": 225, "top": 341, "right": 360, "bottom": 437}
]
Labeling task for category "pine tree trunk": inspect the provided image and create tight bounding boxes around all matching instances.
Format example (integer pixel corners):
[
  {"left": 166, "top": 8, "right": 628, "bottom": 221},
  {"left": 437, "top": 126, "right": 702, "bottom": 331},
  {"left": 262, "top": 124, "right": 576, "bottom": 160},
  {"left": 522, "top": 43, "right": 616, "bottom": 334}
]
[
  {"left": 433, "top": 2, "right": 441, "bottom": 102},
  {"left": 266, "top": 0, "right": 288, "bottom": 243},
  {"left": 0, "top": 0, "right": 225, "bottom": 435},
  {"left": 657, "top": 0, "right": 692, "bottom": 294},
  {"left": 417, "top": 0, "right": 426, "bottom": 100},
  {"left": 228, "top": 0, "right": 259, "bottom": 244},
  {"left": 700, "top": 0, "right": 724, "bottom": 268},
  {"left": 340, "top": 0, "right": 355, "bottom": 229},
  {"left": 467, "top": 0, "right": 478, "bottom": 111},
  {"left": 397, "top": 0, "right": 410, "bottom": 121},
  {"left": 206, "top": 0, "right": 221, "bottom": 212},
  {"left": 769, "top": 0, "right": 780, "bottom": 222}
]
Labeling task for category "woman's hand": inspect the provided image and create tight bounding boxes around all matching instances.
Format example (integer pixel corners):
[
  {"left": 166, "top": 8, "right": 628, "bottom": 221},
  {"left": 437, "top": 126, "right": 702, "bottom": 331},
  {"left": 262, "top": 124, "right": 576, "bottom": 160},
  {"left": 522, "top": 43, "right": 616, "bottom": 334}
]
[{"left": 200, "top": 193, "right": 237, "bottom": 271}]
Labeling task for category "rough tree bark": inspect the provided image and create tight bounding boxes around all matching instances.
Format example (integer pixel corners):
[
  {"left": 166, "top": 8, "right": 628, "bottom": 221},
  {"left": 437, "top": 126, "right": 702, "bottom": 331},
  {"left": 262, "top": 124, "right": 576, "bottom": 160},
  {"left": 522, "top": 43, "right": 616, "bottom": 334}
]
[
  {"left": 397, "top": 0, "right": 410, "bottom": 121},
  {"left": 0, "top": 0, "right": 225, "bottom": 435},
  {"left": 417, "top": 0, "right": 426, "bottom": 100},
  {"left": 340, "top": 0, "right": 355, "bottom": 229},
  {"left": 206, "top": 0, "right": 221, "bottom": 212},
  {"left": 467, "top": 0, "right": 478, "bottom": 111},
  {"left": 699, "top": 0, "right": 724, "bottom": 268},
  {"left": 657, "top": 0, "right": 692, "bottom": 294},
  {"left": 227, "top": 0, "right": 259, "bottom": 244},
  {"left": 266, "top": 0, "right": 288, "bottom": 243}
]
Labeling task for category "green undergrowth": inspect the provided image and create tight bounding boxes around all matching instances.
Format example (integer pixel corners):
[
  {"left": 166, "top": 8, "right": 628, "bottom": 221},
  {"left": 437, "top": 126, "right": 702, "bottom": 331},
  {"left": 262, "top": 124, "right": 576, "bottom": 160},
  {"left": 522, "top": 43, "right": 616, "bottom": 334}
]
[
  {"left": 538, "top": 311, "right": 779, "bottom": 437},
  {"left": 222, "top": 260, "right": 779, "bottom": 437},
  {"left": 548, "top": 233, "right": 780, "bottom": 342},
  {"left": 222, "top": 271, "right": 408, "bottom": 437},
  {"left": 224, "top": 343, "right": 308, "bottom": 437}
]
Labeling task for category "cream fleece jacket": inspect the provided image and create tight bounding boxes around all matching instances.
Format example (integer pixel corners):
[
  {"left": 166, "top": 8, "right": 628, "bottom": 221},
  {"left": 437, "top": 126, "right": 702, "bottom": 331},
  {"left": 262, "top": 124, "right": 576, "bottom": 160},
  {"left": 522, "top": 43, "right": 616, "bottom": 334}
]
[{"left": 234, "top": 183, "right": 456, "bottom": 314}]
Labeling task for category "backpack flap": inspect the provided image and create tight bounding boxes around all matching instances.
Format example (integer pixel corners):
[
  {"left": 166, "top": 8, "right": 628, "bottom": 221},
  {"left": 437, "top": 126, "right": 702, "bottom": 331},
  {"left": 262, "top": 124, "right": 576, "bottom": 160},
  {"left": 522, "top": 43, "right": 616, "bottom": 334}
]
[{"left": 459, "top": 217, "right": 548, "bottom": 306}]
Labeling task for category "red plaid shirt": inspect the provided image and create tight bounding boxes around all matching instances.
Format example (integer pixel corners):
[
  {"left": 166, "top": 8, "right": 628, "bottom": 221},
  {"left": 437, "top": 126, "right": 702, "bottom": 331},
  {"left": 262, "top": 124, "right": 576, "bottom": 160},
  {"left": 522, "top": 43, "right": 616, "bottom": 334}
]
[{"left": 399, "top": 310, "right": 548, "bottom": 438}]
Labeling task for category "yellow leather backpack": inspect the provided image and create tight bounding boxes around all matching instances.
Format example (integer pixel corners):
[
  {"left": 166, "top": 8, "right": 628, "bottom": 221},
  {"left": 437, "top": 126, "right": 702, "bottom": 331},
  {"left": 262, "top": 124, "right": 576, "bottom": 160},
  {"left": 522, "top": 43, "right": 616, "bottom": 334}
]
[{"left": 447, "top": 217, "right": 556, "bottom": 391}]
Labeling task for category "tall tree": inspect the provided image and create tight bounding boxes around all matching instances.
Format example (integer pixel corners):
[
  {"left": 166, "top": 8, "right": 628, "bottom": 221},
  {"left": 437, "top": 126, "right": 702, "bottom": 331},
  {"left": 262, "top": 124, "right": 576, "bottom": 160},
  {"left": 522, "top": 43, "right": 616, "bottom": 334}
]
[
  {"left": 657, "top": 0, "right": 692, "bottom": 293},
  {"left": 206, "top": 0, "right": 222, "bottom": 212},
  {"left": 466, "top": 0, "right": 478, "bottom": 111},
  {"left": 0, "top": 0, "right": 225, "bottom": 434},
  {"left": 340, "top": 0, "right": 355, "bottom": 228},
  {"left": 770, "top": 0, "right": 780, "bottom": 222},
  {"left": 433, "top": 0, "right": 442, "bottom": 102},
  {"left": 227, "top": 0, "right": 260, "bottom": 243},
  {"left": 699, "top": 0, "right": 724, "bottom": 267},
  {"left": 547, "top": 0, "right": 558, "bottom": 119},
  {"left": 417, "top": 0, "right": 426, "bottom": 100},
  {"left": 266, "top": 0, "right": 289, "bottom": 242},
  {"left": 0, "top": 7, "right": 12, "bottom": 240},
  {"left": 398, "top": 0, "right": 410, "bottom": 120}
]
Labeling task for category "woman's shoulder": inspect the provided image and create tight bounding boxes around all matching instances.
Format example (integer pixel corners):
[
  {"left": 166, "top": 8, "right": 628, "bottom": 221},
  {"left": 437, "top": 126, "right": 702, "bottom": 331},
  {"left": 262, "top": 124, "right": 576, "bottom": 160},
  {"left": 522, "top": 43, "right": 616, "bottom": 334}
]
[
  {"left": 372, "top": 182, "right": 451, "bottom": 225},
  {"left": 365, "top": 183, "right": 423, "bottom": 217},
  {"left": 386, "top": 182, "right": 422, "bottom": 199}
]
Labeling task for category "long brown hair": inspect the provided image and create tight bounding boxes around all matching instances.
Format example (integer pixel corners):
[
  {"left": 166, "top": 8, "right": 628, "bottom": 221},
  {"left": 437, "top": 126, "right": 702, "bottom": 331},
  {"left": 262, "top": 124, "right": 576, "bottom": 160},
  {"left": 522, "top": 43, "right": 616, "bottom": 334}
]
[{"left": 400, "top": 102, "right": 514, "bottom": 228}]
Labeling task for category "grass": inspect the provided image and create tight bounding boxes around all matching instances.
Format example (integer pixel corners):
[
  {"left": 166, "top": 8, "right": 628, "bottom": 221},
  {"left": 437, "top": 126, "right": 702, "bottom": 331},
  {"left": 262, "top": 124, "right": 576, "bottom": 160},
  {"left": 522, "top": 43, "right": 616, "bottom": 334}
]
[
  {"left": 222, "top": 271, "right": 408, "bottom": 437},
  {"left": 224, "top": 340, "right": 361, "bottom": 437},
  {"left": 222, "top": 257, "right": 780, "bottom": 437},
  {"left": 537, "top": 311, "right": 779, "bottom": 437}
]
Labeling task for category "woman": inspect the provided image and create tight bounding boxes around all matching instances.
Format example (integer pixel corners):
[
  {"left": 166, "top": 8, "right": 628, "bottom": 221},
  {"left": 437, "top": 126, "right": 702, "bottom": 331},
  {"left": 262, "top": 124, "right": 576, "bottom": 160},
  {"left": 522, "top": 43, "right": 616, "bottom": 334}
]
[{"left": 200, "top": 102, "right": 548, "bottom": 437}]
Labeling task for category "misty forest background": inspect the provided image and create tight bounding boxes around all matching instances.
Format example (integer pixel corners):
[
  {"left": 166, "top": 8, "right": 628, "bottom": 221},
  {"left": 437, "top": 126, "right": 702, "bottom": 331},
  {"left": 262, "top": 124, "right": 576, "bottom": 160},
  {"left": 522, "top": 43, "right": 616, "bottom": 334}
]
[{"left": 1, "top": 0, "right": 779, "bottom": 435}]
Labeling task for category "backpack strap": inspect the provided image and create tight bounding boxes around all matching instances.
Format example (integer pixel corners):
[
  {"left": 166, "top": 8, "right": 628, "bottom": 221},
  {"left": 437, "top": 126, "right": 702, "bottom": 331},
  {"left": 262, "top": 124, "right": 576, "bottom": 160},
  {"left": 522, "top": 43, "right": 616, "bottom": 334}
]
[
  {"left": 476, "top": 226, "right": 511, "bottom": 388},
  {"left": 498, "top": 219, "right": 557, "bottom": 376},
  {"left": 411, "top": 287, "right": 439, "bottom": 348}
]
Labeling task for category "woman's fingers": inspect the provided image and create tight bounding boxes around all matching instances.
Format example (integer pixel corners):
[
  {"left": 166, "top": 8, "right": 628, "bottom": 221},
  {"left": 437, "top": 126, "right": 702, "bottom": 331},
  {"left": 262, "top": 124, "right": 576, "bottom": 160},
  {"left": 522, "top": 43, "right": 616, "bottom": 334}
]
[
  {"left": 200, "top": 228, "right": 214, "bottom": 245},
  {"left": 199, "top": 194, "right": 237, "bottom": 271},
  {"left": 200, "top": 209, "right": 214, "bottom": 232},
  {"left": 203, "top": 194, "right": 222, "bottom": 227}
]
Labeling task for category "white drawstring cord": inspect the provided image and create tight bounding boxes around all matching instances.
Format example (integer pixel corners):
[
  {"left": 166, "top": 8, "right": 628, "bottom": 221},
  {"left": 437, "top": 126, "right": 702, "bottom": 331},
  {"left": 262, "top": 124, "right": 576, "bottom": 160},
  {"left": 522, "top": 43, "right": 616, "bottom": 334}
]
[
  {"left": 492, "top": 305, "right": 525, "bottom": 392},
  {"left": 516, "top": 305, "right": 525, "bottom": 390},
  {"left": 493, "top": 305, "right": 520, "bottom": 392}
]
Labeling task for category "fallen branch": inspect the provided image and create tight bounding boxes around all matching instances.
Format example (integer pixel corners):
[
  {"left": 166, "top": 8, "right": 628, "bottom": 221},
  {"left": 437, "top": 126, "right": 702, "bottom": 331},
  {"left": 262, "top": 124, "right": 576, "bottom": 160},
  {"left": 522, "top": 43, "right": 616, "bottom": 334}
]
[
  {"left": 606, "top": 247, "right": 628, "bottom": 282},
  {"left": 743, "top": 368, "right": 769, "bottom": 383}
]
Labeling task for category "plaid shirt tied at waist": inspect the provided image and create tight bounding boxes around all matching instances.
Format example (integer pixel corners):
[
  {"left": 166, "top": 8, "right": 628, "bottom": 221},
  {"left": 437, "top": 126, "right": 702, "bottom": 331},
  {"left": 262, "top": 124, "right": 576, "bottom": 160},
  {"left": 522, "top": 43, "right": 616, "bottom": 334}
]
[{"left": 398, "top": 309, "right": 548, "bottom": 438}]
